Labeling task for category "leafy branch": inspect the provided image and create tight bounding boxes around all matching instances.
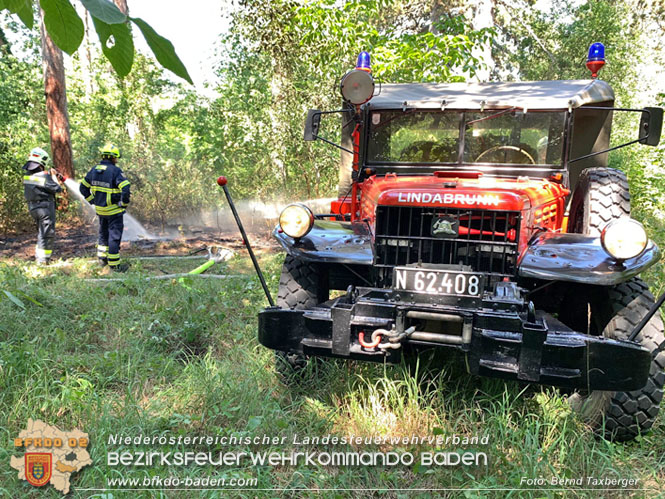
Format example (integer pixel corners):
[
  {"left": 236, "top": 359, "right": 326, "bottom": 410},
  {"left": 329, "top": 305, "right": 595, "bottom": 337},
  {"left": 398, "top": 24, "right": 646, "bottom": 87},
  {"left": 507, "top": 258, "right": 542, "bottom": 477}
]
[{"left": 0, "top": 0, "right": 192, "bottom": 83}]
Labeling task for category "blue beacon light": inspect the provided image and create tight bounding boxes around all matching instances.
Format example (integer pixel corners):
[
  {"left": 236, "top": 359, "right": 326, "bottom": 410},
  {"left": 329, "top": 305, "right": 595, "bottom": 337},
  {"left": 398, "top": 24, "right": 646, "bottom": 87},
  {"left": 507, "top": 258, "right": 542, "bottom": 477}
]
[
  {"left": 356, "top": 51, "right": 371, "bottom": 72},
  {"left": 586, "top": 42, "right": 605, "bottom": 78}
]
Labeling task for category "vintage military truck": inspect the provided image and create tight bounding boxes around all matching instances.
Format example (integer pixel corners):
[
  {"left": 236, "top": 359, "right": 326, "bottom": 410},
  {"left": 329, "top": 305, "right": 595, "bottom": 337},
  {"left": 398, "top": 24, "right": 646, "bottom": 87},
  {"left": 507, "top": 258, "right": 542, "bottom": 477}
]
[{"left": 257, "top": 48, "right": 665, "bottom": 440}]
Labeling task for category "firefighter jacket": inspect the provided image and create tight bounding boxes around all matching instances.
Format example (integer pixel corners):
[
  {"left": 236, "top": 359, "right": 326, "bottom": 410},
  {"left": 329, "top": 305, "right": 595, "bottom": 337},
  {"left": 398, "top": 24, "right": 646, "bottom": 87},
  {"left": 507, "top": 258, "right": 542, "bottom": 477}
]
[
  {"left": 23, "top": 164, "right": 63, "bottom": 210},
  {"left": 80, "top": 159, "right": 131, "bottom": 216}
]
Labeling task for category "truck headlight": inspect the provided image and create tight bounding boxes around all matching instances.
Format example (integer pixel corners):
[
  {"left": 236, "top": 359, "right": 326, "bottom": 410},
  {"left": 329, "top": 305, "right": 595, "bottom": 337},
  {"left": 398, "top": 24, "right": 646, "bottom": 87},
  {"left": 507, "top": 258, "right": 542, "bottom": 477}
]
[
  {"left": 279, "top": 203, "right": 314, "bottom": 239},
  {"left": 601, "top": 218, "right": 648, "bottom": 260}
]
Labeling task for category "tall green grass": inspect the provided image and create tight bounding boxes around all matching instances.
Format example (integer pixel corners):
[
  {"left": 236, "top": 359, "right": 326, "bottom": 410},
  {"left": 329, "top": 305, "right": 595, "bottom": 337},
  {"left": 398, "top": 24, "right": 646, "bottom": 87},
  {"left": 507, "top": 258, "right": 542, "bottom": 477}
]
[{"left": 0, "top": 253, "right": 663, "bottom": 497}]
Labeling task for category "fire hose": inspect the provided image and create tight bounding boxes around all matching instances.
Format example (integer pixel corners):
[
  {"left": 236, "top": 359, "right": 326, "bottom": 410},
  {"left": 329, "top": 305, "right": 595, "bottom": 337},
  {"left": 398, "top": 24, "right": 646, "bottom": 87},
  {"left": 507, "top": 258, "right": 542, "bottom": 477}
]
[
  {"left": 84, "top": 246, "right": 235, "bottom": 282},
  {"left": 187, "top": 246, "right": 231, "bottom": 274}
]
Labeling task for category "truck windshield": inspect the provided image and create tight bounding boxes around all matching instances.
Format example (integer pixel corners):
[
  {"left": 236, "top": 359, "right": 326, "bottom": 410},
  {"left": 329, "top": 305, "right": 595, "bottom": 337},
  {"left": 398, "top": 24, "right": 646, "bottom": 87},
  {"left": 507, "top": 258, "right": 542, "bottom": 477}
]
[{"left": 367, "top": 110, "right": 566, "bottom": 166}]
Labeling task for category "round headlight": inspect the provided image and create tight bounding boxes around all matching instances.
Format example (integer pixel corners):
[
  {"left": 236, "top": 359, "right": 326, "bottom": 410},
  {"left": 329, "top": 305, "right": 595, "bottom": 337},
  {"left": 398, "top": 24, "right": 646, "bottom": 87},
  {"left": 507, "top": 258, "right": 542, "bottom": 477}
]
[
  {"left": 340, "top": 69, "right": 375, "bottom": 105},
  {"left": 601, "top": 218, "right": 648, "bottom": 260},
  {"left": 279, "top": 203, "right": 314, "bottom": 239}
]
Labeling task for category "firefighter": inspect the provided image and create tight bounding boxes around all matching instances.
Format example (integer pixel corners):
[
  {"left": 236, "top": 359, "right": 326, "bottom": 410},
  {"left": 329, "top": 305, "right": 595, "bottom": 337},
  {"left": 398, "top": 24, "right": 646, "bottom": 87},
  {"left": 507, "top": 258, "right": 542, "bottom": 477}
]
[
  {"left": 80, "top": 144, "right": 131, "bottom": 272},
  {"left": 22, "top": 147, "right": 64, "bottom": 265}
]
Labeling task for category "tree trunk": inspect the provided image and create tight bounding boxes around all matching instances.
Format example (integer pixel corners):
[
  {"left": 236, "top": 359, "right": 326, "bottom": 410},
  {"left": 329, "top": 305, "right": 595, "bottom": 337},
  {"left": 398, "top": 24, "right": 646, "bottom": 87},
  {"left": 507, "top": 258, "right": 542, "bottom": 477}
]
[{"left": 39, "top": 9, "right": 74, "bottom": 179}]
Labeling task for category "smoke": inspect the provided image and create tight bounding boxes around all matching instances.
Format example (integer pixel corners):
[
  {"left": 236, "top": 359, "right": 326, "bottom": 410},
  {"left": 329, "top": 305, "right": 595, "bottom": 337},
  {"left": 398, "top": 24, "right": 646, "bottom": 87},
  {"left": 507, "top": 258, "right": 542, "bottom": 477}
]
[
  {"left": 173, "top": 197, "right": 338, "bottom": 236},
  {"left": 64, "top": 176, "right": 338, "bottom": 242}
]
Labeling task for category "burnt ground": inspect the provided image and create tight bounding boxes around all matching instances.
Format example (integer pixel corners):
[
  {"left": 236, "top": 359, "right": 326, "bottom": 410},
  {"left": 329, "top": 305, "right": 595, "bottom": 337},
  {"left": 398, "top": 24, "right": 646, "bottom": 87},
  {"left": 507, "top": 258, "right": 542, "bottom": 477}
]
[{"left": 0, "top": 220, "right": 279, "bottom": 261}]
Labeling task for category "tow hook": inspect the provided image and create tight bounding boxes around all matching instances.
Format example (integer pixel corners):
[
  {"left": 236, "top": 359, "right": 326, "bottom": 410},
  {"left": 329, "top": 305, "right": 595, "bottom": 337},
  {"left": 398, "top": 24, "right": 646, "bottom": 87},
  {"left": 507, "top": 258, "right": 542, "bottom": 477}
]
[
  {"left": 358, "top": 330, "right": 382, "bottom": 349},
  {"left": 358, "top": 326, "right": 416, "bottom": 351}
]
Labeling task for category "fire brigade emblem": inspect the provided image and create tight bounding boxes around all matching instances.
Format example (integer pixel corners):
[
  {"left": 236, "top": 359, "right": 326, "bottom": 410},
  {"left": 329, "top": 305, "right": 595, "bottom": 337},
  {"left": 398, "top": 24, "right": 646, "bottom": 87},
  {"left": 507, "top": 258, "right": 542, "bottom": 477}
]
[
  {"left": 432, "top": 216, "right": 459, "bottom": 237},
  {"left": 25, "top": 453, "right": 52, "bottom": 487},
  {"left": 11, "top": 419, "right": 91, "bottom": 494}
]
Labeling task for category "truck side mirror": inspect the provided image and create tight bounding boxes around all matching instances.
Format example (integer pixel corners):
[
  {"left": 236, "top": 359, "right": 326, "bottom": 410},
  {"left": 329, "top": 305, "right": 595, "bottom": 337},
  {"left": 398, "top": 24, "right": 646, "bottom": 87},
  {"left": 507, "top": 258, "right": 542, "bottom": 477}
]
[
  {"left": 639, "top": 107, "right": 663, "bottom": 146},
  {"left": 304, "top": 110, "right": 321, "bottom": 141}
]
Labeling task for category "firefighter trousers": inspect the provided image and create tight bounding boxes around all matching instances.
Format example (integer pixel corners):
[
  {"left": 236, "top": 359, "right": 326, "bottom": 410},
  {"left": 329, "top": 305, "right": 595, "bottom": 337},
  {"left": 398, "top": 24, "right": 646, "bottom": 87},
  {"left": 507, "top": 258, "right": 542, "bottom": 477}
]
[
  {"left": 29, "top": 203, "right": 55, "bottom": 262},
  {"left": 97, "top": 213, "right": 124, "bottom": 267}
]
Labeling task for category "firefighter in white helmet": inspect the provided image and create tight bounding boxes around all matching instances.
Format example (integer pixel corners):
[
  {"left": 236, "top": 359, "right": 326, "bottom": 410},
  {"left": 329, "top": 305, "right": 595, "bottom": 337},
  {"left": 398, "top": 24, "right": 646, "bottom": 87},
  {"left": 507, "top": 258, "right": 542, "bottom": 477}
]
[{"left": 22, "top": 147, "right": 64, "bottom": 264}]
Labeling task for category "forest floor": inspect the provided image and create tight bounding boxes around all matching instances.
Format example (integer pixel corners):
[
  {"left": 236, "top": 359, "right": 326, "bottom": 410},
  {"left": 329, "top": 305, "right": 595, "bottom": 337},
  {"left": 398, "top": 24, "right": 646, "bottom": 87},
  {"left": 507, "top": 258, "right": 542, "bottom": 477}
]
[{"left": 0, "top": 219, "right": 278, "bottom": 261}]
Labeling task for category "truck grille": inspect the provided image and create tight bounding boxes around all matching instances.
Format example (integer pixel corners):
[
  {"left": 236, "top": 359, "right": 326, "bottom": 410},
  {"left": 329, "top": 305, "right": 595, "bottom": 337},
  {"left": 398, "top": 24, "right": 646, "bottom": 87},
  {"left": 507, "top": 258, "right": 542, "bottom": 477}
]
[{"left": 374, "top": 206, "right": 521, "bottom": 287}]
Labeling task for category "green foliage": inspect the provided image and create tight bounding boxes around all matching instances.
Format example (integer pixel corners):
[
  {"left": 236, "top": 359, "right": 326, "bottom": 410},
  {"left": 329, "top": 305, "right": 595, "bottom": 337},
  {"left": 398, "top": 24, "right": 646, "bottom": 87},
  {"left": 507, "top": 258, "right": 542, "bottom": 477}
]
[
  {"left": 39, "top": 0, "right": 84, "bottom": 55},
  {"left": 91, "top": 15, "right": 134, "bottom": 77},
  {"left": 207, "top": 0, "right": 494, "bottom": 199},
  {"left": 2, "top": 0, "right": 191, "bottom": 82},
  {"left": 291, "top": 1, "right": 493, "bottom": 83},
  {"left": 65, "top": 52, "right": 208, "bottom": 227},
  {"left": 79, "top": 0, "right": 125, "bottom": 24},
  {"left": 1, "top": 0, "right": 33, "bottom": 28},
  {"left": 2, "top": 289, "right": 25, "bottom": 309},
  {"left": 495, "top": 0, "right": 639, "bottom": 102},
  {"left": 0, "top": 31, "right": 47, "bottom": 231}
]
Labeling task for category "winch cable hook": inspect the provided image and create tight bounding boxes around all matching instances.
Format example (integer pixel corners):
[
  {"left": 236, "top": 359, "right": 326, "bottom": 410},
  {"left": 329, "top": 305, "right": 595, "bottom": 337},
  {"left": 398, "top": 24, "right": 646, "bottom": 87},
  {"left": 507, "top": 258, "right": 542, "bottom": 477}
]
[{"left": 377, "top": 326, "right": 416, "bottom": 350}]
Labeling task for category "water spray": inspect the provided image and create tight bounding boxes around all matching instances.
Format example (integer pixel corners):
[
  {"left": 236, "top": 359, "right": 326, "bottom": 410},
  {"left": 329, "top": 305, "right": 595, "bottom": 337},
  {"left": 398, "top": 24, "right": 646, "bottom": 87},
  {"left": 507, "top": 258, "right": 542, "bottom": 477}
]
[
  {"left": 217, "top": 176, "right": 275, "bottom": 306},
  {"left": 61, "top": 175, "right": 154, "bottom": 241}
]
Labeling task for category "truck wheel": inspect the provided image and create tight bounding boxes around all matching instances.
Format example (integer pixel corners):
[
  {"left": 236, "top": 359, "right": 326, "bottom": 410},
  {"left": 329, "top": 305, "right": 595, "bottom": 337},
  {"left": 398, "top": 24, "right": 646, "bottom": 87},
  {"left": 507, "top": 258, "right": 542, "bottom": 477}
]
[
  {"left": 569, "top": 278, "right": 665, "bottom": 441},
  {"left": 275, "top": 255, "right": 326, "bottom": 376},
  {"left": 568, "top": 167, "right": 631, "bottom": 235}
]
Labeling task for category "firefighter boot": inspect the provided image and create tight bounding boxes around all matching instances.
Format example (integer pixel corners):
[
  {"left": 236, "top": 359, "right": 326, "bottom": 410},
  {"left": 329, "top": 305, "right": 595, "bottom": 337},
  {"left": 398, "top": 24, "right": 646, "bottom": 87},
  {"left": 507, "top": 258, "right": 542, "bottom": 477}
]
[{"left": 111, "top": 262, "right": 130, "bottom": 273}]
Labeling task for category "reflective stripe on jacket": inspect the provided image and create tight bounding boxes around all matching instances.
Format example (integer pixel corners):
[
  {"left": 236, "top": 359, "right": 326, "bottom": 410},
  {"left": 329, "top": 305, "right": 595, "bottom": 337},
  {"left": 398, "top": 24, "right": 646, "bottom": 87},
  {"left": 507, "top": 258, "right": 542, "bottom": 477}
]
[
  {"left": 23, "top": 169, "right": 62, "bottom": 208},
  {"left": 79, "top": 160, "right": 131, "bottom": 217}
]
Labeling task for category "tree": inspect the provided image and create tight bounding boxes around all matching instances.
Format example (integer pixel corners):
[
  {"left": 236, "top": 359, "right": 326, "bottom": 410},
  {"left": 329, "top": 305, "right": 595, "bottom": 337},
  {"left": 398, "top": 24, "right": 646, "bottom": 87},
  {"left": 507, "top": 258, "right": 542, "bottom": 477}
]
[
  {"left": 0, "top": 21, "right": 48, "bottom": 231},
  {"left": 0, "top": 0, "right": 191, "bottom": 83},
  {"left": 213, "top": 0, "right": 494, "bottom": 198},
  {"left": 39, "top": 7, "right": 74, "bottom": 178}
]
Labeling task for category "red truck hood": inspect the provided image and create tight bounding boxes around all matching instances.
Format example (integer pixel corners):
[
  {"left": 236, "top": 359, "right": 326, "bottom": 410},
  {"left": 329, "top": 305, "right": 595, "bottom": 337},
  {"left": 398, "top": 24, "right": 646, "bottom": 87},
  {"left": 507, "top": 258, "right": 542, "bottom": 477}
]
[{"left": 360, "top": 174, "right": 568, "bottom": 213}]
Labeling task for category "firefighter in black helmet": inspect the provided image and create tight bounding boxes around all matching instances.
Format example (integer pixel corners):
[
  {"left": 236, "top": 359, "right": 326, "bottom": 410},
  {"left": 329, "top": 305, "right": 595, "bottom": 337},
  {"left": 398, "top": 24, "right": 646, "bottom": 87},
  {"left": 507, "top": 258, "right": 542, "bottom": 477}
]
[
  {"left": 79, "top": 144, "right": 131, "bottom": 272},
  {"left": 23, "top": 147, "right": 64, "bottom": 264}
]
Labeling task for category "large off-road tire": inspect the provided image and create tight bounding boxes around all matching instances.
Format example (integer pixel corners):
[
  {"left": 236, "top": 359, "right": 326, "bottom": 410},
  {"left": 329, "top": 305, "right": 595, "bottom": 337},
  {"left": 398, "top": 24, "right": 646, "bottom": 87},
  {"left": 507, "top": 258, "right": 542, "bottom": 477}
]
[
  {"left": 565, "top": 167, "right": 664, "bottom": 439},
  {"left": 568, "top": 167, "right": 631, "bottom": 235},
  {"left": 569, "top": 278, "right": 665, "bottom": 441},
  {"left": 275, "top": 255, "right": 326, "bottom": 376}
]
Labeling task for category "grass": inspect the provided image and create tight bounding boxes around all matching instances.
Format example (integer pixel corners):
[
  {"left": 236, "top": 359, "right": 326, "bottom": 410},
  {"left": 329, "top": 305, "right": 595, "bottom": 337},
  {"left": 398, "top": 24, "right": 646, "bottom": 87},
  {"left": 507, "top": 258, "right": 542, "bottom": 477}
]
[{"left": 0, "top": 250, "right": 663, "bottom": 498}]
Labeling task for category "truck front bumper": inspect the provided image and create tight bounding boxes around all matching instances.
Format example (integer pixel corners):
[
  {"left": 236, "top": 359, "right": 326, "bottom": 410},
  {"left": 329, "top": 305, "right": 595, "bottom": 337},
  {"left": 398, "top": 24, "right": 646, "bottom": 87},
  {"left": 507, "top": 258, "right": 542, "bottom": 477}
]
[{"left": 258, "top": 286, "right": 650, "bottom": 391}]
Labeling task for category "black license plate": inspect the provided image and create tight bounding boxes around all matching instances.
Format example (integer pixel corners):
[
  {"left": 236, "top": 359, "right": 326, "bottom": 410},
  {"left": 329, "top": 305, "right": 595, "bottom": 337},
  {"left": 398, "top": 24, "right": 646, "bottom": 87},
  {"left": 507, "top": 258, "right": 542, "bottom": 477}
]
[{"left": 393, "top": 268, "right": 483, "bottom": 296}]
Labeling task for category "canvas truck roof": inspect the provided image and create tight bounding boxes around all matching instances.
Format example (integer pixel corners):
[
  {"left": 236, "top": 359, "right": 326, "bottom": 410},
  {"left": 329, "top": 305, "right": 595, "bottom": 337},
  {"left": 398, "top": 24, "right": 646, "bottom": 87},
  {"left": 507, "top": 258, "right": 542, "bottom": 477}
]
[{"left": 367, "top": 79, "right": 614, "bottom": 111}]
